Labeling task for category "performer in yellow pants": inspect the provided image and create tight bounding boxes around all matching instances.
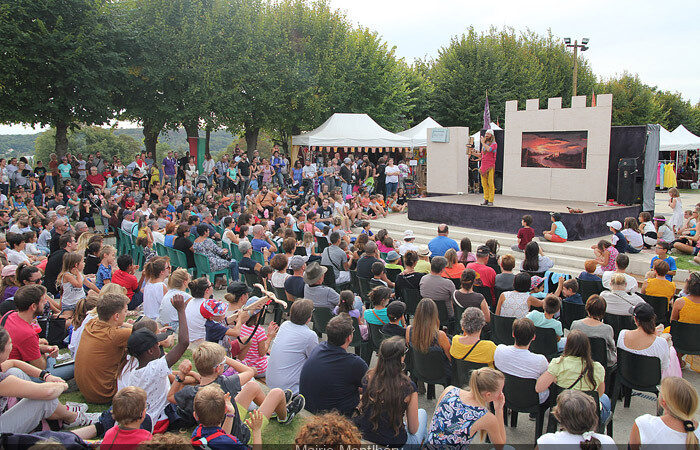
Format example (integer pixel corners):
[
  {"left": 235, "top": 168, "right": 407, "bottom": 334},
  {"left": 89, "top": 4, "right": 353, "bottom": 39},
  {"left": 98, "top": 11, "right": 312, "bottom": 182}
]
[{"left": 476, "top": 129, "right": 497, "bottom": 205}]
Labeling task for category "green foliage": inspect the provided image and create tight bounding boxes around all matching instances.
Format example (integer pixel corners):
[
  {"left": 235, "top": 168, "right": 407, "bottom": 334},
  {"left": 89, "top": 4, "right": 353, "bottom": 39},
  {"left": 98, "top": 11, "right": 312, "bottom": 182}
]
[
  {"left": 596, "top": 72, "right": 663, "bottom": 127},
  {"left": 34, "top": 127, "right": 141, "bottom": 163},
  {"left": 654, "top": 90, "right": 700, "bottom": 135},
  {"left": 0, "top": 134, "right": 38, "bottom": 156},
  {"left": 0, "top": 0, "right": 126, "bottom": 152}
]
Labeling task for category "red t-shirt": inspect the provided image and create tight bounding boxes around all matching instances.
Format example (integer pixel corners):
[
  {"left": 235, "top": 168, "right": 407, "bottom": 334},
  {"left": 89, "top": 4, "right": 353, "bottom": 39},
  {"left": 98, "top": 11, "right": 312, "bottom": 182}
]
[
  {"left": 517, "top": 227, "right": 535, "bottom": 250},
  {"left": 466, "top": 262, "right": 496, "bottom": 288},
  {"left": 100, "top": 426, "right": 151, "bottom": 450},
  {"left": 112, "top": 269, "right": 138, "bottom": 300},
  {"left": 87, "top": 173, "right": 105, "bottom": 186},
  {"left": 480, "top": 142, "right": 497, "bottom": 173},
  {"left": 3, "top": 312, "right": 41, "bottom": 362}
]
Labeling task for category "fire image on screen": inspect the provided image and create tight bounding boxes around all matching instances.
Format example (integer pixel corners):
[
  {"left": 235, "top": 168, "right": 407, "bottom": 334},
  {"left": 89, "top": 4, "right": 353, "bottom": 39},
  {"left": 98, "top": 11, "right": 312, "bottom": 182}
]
[{"left": 521, "top": 131, "right": 588, "bottom": 169}]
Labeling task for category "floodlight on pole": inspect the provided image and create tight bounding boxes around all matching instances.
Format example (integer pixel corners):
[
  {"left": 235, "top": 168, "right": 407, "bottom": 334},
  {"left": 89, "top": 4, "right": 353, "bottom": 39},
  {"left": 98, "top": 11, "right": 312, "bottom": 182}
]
[{"left": 564, "top": 37, "right": 590, "bottom": 97}]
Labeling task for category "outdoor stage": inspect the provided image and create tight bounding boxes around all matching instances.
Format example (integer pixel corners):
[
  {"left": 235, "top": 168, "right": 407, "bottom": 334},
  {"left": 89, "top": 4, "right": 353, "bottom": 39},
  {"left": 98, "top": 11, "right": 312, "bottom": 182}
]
[{"left": 407, "top": 194, "right": 642, "bottom": 241}]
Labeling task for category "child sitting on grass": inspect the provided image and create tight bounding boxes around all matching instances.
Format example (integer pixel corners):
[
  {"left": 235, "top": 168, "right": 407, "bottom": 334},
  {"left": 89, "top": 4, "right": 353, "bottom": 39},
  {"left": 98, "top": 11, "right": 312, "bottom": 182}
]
[
  {"left": 191, "top": 384, "right": 264, "bottom": 448},
  {"left": 169, "top": 341, "right": 305, "bottom": 445},
  {"left": 101, "top": 386, "right": 152, "bottom": 449}
]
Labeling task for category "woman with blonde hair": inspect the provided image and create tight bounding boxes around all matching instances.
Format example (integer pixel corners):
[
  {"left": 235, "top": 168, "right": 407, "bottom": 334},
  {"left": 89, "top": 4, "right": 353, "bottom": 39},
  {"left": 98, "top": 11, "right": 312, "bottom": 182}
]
[
  {"left": 426, "top": 367, "right": 506, "bottom": 445},
  {"left": 630, "top": 376, "right": 699, "bottom": 449},
  {"left": 442, "top": 248, "right": 466, "bottom": 279},
  {"left": 76, "top": 232, "right": 95, "bottom": 252}
]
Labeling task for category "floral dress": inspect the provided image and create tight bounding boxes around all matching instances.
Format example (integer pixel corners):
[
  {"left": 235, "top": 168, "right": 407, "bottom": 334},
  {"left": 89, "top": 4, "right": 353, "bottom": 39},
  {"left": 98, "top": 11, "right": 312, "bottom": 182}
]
[
  {"left": 193, "top": 238, "right": 230, "bottom": 272},
  {"left": 426, "top": 387, "right": 487, "bottom": 445}
]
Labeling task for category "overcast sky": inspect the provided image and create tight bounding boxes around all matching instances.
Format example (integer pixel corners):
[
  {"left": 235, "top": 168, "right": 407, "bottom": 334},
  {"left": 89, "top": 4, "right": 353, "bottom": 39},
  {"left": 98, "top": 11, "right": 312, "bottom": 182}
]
[{"left": 2, "top": 0, "right": 697, "bottom": 135}]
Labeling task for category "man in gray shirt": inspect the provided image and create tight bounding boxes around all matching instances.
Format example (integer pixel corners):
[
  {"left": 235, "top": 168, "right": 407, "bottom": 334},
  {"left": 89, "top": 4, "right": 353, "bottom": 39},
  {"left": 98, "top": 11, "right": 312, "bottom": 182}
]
[
  {"left": 419, "top": 256, "right": 455, "bottom": 318},
  {"left": 266, "top": 299, "right": 319, "bottom": 394},
  {"left": 303, "top": 263, "right": 340, "bottom": 309},
  {"left": 321, "top": 232, "right": 350, "bottom": 284}
]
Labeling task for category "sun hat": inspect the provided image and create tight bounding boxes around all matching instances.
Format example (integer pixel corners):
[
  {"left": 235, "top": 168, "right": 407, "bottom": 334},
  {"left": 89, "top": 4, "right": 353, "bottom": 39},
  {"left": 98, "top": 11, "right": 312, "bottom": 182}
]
[
  {"left": 200, "top": 299, "right": 228, "bottom": 320},
  {"left": 403, "top": 230, "right": 415, "bottom": 241},
  {"left": 606, "top": 220, "right": 622, "bottom": 230},
  {"left": 1, "top": 265, "right": 17, "bottom": 277},
  {"left": 417, "top": 245, "right": 431, "bottom": 257},
  {"left": 530, "top": 276, "right": 545, "bottom": 290},
  {"left": 289, "top": 255, "right": 306, "bottom": 271},
  {"left": 303, "top": 263, "right": 327, "bottom": 284},
  {"left": 386, "top": 250, "right": 400, "bottom": 262}
]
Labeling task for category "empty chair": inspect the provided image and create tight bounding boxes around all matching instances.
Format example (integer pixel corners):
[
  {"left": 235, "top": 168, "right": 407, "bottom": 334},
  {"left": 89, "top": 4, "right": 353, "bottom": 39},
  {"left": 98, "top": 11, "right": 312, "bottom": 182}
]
[
  {"left": 670, "top": 321, "right": 700, "bottom": 356},
  {"left": 312, "top": 307, "right": 334, "bottom": 337},
  {"left": 610, "top": 348, "right": 662, "bottom": 414},
  {"left": 560, "top": 301, "right": 586, "bottom": 330},
  {"left": 604, "top": 313, "right": 635, "bottom": 341},
  {"left": 401, "top": 288, "right": 421, "bottom": 322},
  {"left": 473, "top": 285, "right": 494, "bottom": 306},
  {"left": 452, "top": 359, "right": 488, "bottom": 387},
  {"left": 408, "top": 346, "right": 451, "bottom": 400},
  {"left": 490, "top": 314, "right": 515, "bottom": 346},
  {"left": 502, "top": 373, "right": 547, "bottom": 442},
  {"left": 529, "top": 327, "right": 560, "bottom": 360}
]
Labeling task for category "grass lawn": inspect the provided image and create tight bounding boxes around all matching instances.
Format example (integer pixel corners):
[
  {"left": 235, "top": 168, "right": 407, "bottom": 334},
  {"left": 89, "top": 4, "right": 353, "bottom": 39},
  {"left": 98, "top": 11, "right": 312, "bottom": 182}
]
[
  {"left": 59, "top": 347, "right": 308, "bottom": 443},
  {"left": 672, "top": 252, "right": 699, "bottom": 271}
]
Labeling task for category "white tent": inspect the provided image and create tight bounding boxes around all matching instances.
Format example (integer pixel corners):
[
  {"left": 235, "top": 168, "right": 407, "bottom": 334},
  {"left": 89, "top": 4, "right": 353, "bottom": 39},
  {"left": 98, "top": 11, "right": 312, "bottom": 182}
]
[
  {"left": 291, "top": 113, "right": 411, "bottom": 148},
  {"left": 397, "top": 117, "right": 442, "bottom": 148},
  {"left": 471, "top": 122, "right": 503, "bottom": 151},
  {"left": 659, "top": 124, "right": 700, "bottom": 151}
]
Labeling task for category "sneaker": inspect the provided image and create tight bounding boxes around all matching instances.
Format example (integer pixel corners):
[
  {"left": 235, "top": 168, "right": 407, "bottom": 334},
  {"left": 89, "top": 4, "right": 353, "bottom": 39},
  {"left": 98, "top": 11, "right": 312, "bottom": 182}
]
[
  {"left": 528, "top": 412, "right": 537, "bottom": 421},
  {"left": 65, "top": 402, "right": 88, "bottom": 414},
  {"left": 283, "top": 389, "right": 294, "bottom": 405},
  {"left": 279, "top": 394, "right": 305, "bottom": 424},
  {"left": 66, "top": 411, "right": 100, "bottom": 428},
  {"left": 481, "top": 200, "right": 489, "bottom": 206}
]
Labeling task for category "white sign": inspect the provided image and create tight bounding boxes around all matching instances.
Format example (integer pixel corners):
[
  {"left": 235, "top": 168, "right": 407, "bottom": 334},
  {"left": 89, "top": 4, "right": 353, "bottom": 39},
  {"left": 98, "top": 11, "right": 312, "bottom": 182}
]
[
  {"left": 409, "top": 159, "right": 418, "bottom": 166},
  {"left": 431, "top": 128, "right": 450, "bottom": 143}
]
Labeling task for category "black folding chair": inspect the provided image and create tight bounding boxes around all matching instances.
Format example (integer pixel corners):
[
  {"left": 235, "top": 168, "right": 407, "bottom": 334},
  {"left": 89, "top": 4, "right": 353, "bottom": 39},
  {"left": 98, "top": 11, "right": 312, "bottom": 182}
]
[
  {"left": 473, "top": 285, "right": 494, "bottom": 306},
  {"left": 402, "top": 288, "right": 421, "bottom": 323},
  {"left": 502, "top": 373, "right": 548, "bottom": 442},
  {"left": 604, "top": 313, "right": 635, "bottom": 341},
  {"left": 350, "top": 316, "right": 372, "bottom": 365},
  {"left": 491, "top": 314, "right": 515, "bottom": 345},
  {"left": 560, "top": 301, "right": 586, "bottom": 330},
  {"left": 312, "top": 307, "right": 334, "bottom": 338},
  {"left": 670, "top": 321, "right": 700, "bottom": 356},
  {"left": 529, "top": 326, "right": 560, "bottom": 360},
  {"left": 452, "top": 360, "right": 488, "bottom": 387},
  {"left": 577, "top": 278, "right": 604, "bottom": 303},
  {"left": 408, "top": 345, "right": 452, "bottom": 400},
  {"left": 639, "top": 293, "right": 670, "bottom": 326},
  {"left": 611, "top": 348, "right": 662, "bottom": 414},
  {"left": 435, "top": 299, "right": 452, "bottom": 331}
]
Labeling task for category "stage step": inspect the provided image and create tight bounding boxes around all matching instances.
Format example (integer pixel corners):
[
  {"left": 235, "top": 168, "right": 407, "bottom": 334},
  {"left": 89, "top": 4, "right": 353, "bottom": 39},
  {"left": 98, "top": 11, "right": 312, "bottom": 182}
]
[{"left": 367, "top": 215, "right": 691, "bottom": 284}]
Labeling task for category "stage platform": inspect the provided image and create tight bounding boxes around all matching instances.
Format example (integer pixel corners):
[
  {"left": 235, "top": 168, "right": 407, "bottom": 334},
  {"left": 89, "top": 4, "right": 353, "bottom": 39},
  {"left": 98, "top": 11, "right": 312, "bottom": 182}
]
[{"left": 407, "top": 194, "right": 642, "bottom": 241}]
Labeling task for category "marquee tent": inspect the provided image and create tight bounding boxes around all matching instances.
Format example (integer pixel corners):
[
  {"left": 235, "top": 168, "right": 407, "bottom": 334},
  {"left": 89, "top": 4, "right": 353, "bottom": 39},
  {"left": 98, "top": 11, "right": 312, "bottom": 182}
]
[
  {"left": 398, "top": 117, "right": 442, "bottom": 148},
  {"left": 660, "top": 124, "right": 700, "bottom": 151},
  {"left": 291, "top": 113, "right": 411, "bottom": 149}
]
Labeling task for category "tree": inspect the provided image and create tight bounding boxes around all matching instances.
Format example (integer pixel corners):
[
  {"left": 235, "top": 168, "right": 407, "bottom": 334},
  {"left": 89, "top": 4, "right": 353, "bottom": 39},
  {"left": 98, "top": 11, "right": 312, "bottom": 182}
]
[
  {"left": 655, "top": 90, "right": 697, "bottom": 134},
  {"left": 596, "top": 73, "right": 663, "bottom": 126},
  {"left": 0, "top": 0, "right": 125, "bottom": 157},
  {"left": 34, "top": 127, "right": 141, "bottom": 164}
]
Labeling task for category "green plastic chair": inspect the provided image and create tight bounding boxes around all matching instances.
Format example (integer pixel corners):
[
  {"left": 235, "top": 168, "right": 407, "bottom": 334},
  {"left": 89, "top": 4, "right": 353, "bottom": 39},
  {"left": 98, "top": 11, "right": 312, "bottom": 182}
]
[
  {"left": 252, "top": 250, "right": 265, "bottom": 265},
  {"left": 154, "top": 242, "right": 167, "bottom": 257},
  {"left": 171, "top": 248, "right": 195, "bottom": 276},
  {"left": 194, "top": 252, "right": 228, "bottom": 286},
  {"left": 231, "top": 244, "right": 243, "bottom": 261},
  {"left": 132, "top": 245, "right": 145, "bottom": 270}
]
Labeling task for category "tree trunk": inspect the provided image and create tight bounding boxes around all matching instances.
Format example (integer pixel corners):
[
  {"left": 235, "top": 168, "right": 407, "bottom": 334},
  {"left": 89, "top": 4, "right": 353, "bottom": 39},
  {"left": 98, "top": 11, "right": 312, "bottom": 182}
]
[
  {"left": 143, "top": 121, "right": 160, "bottom": 158},
  {"left": 183, "top": 121, "right": 199, "bottom": 139},
  {"left": 244, "top": 123, "right": 259, "bottom": 158},
  {"left": 54, "top": 122, "right": 69, "bottom": 158},
  {"left": 205, "top": 126, "right": 211, "bottom": 156}
]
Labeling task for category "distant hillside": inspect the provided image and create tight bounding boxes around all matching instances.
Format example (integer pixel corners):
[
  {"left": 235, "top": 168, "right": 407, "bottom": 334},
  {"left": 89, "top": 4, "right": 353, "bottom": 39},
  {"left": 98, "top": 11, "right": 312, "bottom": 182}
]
[{"left": 0, "top": 127, "right": 237, "bottom": 157}]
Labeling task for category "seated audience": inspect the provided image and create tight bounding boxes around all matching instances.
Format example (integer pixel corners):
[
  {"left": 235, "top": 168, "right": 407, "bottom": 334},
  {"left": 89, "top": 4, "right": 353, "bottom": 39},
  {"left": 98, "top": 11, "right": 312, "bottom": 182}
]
[
  {"left": 571, "top": 295, "right": 617, "bottom": 366},
  {"left": 536, "top": 330, "right": 611, "bottom": 422},
  {"left": 454, "top": 269, "right": 491, "bottom": 322},
  {"left": 425, "top": 367, "right": 506, "bottom": 446},
  {"left": 579, "top": 259, "right": 603, "bottom": 281},
  {"left": 382, "top": 300, "right": 407, "bottom": 338},
  {"left": 554, "top": 278, "right": 583, "bottom": 305},
  {"left": 303, "top": 263, "right": 340, "bottom": 309},
  {"left": 519, "top": 241, "right": 554, "bottom": 274},
  {"left": 420, "top": 256, "right": 456, "bottom": 319},
  {"left": 537, "top": 390, "right": 615, "bottom": 447},
  {"left": 494, "top": 318, "right": 549, "bottom": 404},
  {"left": 101, "top": 386, "right": 152, "bottom": 449},
  {"left": 618, "top": 302, "right": 670, "bottom": 373},
  {"left": 406, "top": 299, "right": 451, "bottom": 378},
  {"left": 466, "top": 246, "right": 496, "bottom": 294},
  {"left": 526, "top": 294, "right": 564, "bottom": 351},
  {"left": 295, "top": 412, "right": 362, "bottom": 446},
  {"left": 494, "top": 254, "right": 516, "bottom": 292},
  {"left": 601, "top": 273, "right": 644, "bottom": 316},
  {"left": 670, "top": 272, "right": 700, "bottom": 324},
  {"left": 512, "top": 214, "right": 535, "bottom": 253},
  {"left": 650, "top": 241, "right": 676, "bottom": 281},
  {"left": 238, "top": 296, "right": 278, "bottom": 378},
  {"left": 355, "top": 336, "right": 428, "bottom": 446},
  {"left": 495, "top": 272, "right": 542, "bottom": 318},
  {"left": 441, "top": 248, "right": 465, "bottom": 279},
  {"left": 642, "top": 259, "right": 676, "bottom": 303},
  {"left": 284, "top": 255, "right": 306, "bottom": 301},
  {"left": 592, "top": 240, "right": 618, "bottom": 276},
  {"left": 266, "top": 299, "right": 319, "bottom": 394},
  {"left": 364, "top": 286, "right": 392, "bottom": 326},
  {"left": 370, "top": 260, "right": 394, "bottom": 289},
  {"left": 449, "top": 307, "right": 496, "bottom": 367},
  {"left": 543, "top": 212, "right": 567, "bottom": 242},
  {"left": 414, "top": 245, "right": 431, "bottom": 273},
  {"left": 629, "top": 376, "right": 699, "bottom": 448},
  {"left": 601, "top": 253, "right": 638, "bottom": 292},
  {"left": 394, "top": 250, "right": 425, "bottom": 301},
  {"left": 299, "top": 314, "right": 368, "bottom": 416}
]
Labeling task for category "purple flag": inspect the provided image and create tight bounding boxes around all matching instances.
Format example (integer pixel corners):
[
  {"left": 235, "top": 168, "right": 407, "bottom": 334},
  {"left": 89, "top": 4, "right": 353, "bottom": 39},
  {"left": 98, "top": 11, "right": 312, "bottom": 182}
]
[{"left": 483, "top": 93, "right": 491, "bottom": 130}]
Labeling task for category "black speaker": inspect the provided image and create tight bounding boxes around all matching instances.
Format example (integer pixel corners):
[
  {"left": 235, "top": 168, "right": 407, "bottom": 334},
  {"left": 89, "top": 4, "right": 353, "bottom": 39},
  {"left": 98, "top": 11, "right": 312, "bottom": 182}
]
[{"left": 617, "top": 158, "right": 640, "bottom": 205}]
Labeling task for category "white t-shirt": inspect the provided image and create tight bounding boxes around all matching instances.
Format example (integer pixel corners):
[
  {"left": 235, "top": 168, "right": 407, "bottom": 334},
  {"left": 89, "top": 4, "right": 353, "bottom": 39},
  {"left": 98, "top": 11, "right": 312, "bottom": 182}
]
[
  {"left": 5, "top": 248, "right": 30, "bottom": 265},
  {"left": 203, "top": 159, "right": 215, "bottom": 175},
  {"left": 537, "top": 431, "right": 615, "bottom": 447},
  {"left": 635, "top": 414, "right": 700, "bottom": 446},
  {"left": 617, "top": 330, "right": 670, "bottom": 372},
  {"left": 641, "top": 222, "right": 657, "bottom": 246},
  {"left": 118, "top": 356, "right": 171, "bottom": 423},
  {"left": 185, "top": 297, "right": 207, "bottom": 342},
  {"left": 494, "top": 345, "right": 550, "bottom": 403},
  {"left": 271, "top": 271, "right": 289, "bottom": 289},
  {"left": 158, "top": 289, "right": 193, "bottom": 327},
  {"left": 398, "top": 242, "right": 419, "bottom": 256},
  {"left": 601, "top": 271, "right": 639, "bottom": 292},
  {"left": 68, "top": 313, "right": 97, "bottom": 357},
  {"left": 142, "top": 281, "right": 166, "bottom": 320},
  {"left": 302, "top": 164, "right": 317, "bottom": 179},
  {"left": 621, "top": 228, "right": 644, "bottom": 250},
  {"left": 385, "top": 165, "right": 400, "bottom": 183}
]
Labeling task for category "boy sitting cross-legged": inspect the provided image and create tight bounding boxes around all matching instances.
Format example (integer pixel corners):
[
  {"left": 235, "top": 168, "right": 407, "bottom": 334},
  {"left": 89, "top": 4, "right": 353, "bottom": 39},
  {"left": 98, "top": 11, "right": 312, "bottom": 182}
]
[
  {"left": 191, "top": 384, "right": 264, "bottom": 449},
  {"left": 100, "top": 386, "right": 152, "bottom": 450},
  {"left": 168, "top": 341, "right": 305, "bottom": 446}
]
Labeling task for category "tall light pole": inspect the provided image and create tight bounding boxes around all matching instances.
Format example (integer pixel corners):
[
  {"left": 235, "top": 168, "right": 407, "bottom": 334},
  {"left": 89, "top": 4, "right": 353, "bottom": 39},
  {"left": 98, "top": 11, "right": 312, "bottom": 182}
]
[{"left": 564, "top": 37, "right": 589, "bottom": 97}]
